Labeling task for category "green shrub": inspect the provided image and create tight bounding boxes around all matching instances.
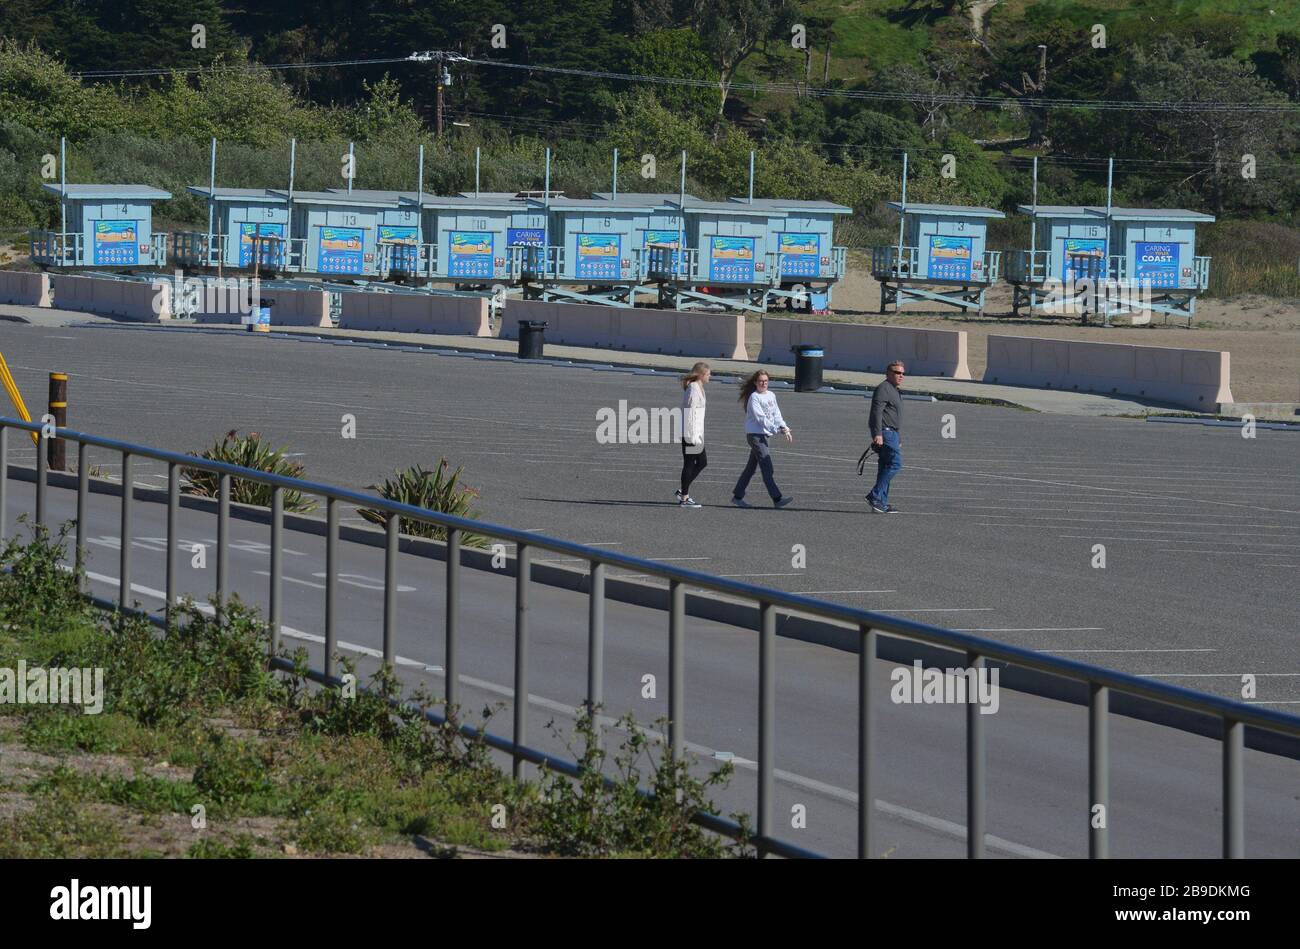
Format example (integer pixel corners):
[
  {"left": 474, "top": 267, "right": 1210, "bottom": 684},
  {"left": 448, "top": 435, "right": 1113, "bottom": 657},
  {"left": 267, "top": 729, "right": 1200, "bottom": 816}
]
[
  {"left": 358, "top": 460, "right": 487, "bottom": 546},
  {"left": 184, "top": 429, "right": 317, "bottom": 513}
]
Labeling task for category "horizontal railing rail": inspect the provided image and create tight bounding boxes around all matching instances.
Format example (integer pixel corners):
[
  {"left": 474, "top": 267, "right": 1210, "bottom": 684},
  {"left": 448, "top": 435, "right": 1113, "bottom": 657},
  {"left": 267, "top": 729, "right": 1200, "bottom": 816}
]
[{"left": 2, "top": 414, "right": 1295, "bottom": 859}]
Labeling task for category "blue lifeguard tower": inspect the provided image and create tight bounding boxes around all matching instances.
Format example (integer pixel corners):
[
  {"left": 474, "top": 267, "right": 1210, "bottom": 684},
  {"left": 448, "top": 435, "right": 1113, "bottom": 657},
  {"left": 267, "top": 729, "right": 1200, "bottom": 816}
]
[
  {"left": 410, "top": 193, "right": 543, "bottom": 288},
  {"left": 726, "top": 197, "right": 850, "bottom": 311},
  {"left": 30, "top": 184, "right": 172, "bottom": 270},
  {"left": 869, "top": 155, "right": 1003, "bottom": 314},
  {"left": 534, "top": 195, "right": 674, "bottom": 306},
  {"left": 177, "top": 187, "right": 291, "bottom": 271},
  {"left": 280, "top": 190, "right": 398, "bottom": 278}
]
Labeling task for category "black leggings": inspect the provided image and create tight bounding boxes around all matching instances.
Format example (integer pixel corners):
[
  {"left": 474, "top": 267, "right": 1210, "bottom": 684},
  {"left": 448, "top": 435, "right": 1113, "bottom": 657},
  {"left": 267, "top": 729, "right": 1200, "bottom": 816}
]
[{"left": 680, "top": 442, "right": 708, "bottom": 495}]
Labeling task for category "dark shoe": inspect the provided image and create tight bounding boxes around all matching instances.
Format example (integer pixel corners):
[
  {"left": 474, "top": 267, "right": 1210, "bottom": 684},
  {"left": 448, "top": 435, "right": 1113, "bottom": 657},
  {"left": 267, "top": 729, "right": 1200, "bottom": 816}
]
[
  {"left": 868, "top": 499, "right": 887, "bottom": 513},
  {"left": 774, "top": 496, "right": 794, "bottom": 509},
  {"left": 884, "top": 505, "right": 900, "bottom": 513},
  {"left": 732, "top": 496, "right": 752, "bottom": 508}
]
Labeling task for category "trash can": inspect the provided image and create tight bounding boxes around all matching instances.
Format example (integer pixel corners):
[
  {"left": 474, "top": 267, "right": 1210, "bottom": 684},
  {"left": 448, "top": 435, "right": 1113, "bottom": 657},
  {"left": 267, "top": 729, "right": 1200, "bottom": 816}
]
[
  {"left": 518, "top": 320, "right": 547, "bottom": 359},
  {"left": 247, "top": 298, "right": 272, "bottom": 332},
  {"left": 792, "top": 345, "right": 824, "bottom": 392}
]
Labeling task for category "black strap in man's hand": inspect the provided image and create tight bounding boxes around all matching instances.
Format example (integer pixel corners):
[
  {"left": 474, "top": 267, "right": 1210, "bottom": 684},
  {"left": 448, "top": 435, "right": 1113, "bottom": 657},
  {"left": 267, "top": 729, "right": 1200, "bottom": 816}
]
[{"left": 857, "top": 444, "right": 876, "bottom": 476}]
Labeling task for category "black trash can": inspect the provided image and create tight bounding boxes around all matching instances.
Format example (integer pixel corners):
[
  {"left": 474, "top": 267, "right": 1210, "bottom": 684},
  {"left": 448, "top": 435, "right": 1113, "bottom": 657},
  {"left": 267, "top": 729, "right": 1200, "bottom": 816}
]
[
  {"left": 518, "top": 320, "right": 548, "bottom": 359},
  {"left": 792, "top": 345, "right": 824, "bottom": 392}
]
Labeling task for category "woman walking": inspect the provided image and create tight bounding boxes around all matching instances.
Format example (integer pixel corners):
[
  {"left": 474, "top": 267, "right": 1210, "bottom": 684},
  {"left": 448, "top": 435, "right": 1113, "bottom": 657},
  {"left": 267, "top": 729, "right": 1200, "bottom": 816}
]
[
  {"left": 732, "top": 370, "right": 794, "bottom": 509},
  {"left": 676, "top": 362, "right": 710, "bottom": 508}
]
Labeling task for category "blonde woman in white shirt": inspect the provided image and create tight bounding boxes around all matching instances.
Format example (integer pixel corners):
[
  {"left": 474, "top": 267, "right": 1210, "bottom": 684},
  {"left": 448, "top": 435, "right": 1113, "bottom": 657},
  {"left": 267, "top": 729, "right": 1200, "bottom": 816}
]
[
  {"left": 676, "top": 362, "right": 710, "bottom": 508},
  {"left": 732, "top": 370, "right": 794, "bottom": 509}
]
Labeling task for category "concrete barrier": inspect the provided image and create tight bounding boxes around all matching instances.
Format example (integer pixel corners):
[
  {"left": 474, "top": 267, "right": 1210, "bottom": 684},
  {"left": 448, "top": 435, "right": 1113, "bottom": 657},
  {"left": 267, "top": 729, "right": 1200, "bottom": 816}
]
[
  {"left": 339, "top": 290, "right": 490, "bottom": 336},
  {"left": 49, "top": 273, "right": 170, "bottom": 321},
  {"left": 191, "top": 285, "right": 331, "bottom": 327},
  {"left": 498, "top": 300, "right": 747, "bottom": 360},
  {"left": 984, "top": 335, "right": 1234, "bottom": 410},
  {"left": 0, "top": 270, "right": 52, "bottom": 307},
  {"left": 758, "top": 318, "right": 971, "bottom": 379}
]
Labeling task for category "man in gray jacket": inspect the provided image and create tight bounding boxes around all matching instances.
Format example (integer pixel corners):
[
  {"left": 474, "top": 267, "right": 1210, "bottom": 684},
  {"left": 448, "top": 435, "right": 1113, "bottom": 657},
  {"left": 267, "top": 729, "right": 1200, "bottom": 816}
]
[{"left": 866, "top": 361, "right": 905, "bottom": 513}]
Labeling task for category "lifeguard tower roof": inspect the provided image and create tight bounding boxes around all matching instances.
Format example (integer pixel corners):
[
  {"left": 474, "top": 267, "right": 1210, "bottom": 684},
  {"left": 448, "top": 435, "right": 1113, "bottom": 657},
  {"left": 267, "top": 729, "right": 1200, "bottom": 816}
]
[
  {"left": 591, "top": 191, "right": 699, "bottom": 203},
  {"left": 726, "top": 197, "right": 852, "bottom": 214},
  {"left": 1014, "top": 205, "right": 1215, "bottom": 223},
  {"left": 324, "top": 188, "right": 419, "bottom": 203},
  {"left": 42, "top": 183, "right": 171, "bottom": 201},
  {"left": 676, "top": 198, "right": 773, "bottom": 215},
  {"left": 187, "top": 186, "right": 284, "bottom": 203},
  {"left": 887, "top": 201, "right": 1004, "bottom": 218},
  {"left": 540, "top": 196, "right": 663, "bottom": 210},
  {"left": 272, "top": 189, "right": 399, "bottom": 208},
  {"left": 417, "top": 194, "right": 527, "bottom": 210}
]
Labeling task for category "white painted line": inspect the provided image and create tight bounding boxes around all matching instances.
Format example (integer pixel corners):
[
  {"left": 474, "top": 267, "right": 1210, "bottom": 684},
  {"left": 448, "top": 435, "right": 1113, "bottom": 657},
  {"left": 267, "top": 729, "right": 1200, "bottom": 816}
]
[
  {"left": 1135, "top": 673, "right": 1300, "bottom": 678},
  {"left": 954, "top": 627, "right": 1105, "bottom": 633},
  {"left": 251, "top": 570, "right": 325, "bottom": 590},
  {"left": 1245, "top": 701, "right": 1300, "bottom": 705},
  {"left": 647, "top": 557, "right": 712, "bottom": 562},
  {"left": 718, "top": 573, "right": 806, "bottom": 578},
  {"left": 791, "top": 590, "right": 898, "bottom": 595},
  {"left": 1042, "top": 648, "right": 1216, "bottom": 654},
  {"left": 886, "top": 608, "right": 995, "bottom": 613}
]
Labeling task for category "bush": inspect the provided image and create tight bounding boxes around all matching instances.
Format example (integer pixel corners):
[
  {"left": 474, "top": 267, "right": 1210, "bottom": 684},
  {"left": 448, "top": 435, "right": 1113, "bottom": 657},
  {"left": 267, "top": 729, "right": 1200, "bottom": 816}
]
[
  {"left": 184, "top": 429, "right": 317, "bottom": 513},
  {"left": 358, "top": 460, "right": 487, "bottom": 546}
]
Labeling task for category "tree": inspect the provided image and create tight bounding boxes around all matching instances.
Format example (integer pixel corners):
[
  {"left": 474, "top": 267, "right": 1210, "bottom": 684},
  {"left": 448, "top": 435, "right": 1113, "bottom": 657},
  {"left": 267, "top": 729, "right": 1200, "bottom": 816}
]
[{"left": 691, "top": 0, "right": 799, "bottom": 119}]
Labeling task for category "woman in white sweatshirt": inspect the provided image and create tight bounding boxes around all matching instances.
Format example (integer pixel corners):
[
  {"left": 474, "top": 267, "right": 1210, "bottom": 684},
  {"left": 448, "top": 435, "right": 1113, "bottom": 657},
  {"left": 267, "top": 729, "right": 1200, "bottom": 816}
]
[
  {"left": 676, "top": 362, "right": 711, "bottom": 508},
  {"left": 732, "top": 370, "right": 794, "bottom": 509}
]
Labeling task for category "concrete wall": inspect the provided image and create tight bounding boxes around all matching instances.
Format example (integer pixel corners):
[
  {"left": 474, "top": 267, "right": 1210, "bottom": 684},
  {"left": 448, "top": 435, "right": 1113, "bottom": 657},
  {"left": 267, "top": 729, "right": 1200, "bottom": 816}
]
[
  {"left": 758, "top": 318, "right": 971, "bottom": 379},
  {"left": 49, "top": 273, "right": 170, "bottom": 321},
  {"left": 498, "top": 299, "right": 748, "bottom": 360},
  {"left": 0, "top": 270, "right": 52, "bottom": 307},
  {"left": 984, "top": 335, "right": 1233, "bottom": 410},
  {"left": 338, "top": 290, "right": 490, "bottom": 336},
  {"left": 188, "top": 284, "right": 330, "bottom": 327}
]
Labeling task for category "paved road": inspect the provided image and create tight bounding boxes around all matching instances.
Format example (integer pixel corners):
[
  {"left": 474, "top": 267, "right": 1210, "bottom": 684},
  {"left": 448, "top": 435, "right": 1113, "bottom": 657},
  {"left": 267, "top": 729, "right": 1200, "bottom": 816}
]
[
  {"left": 0, "top": 322, "right": 1296, "bottom": 706},
  {"left": 10, "top": 481, "right": 1299, "bottom": 859}
]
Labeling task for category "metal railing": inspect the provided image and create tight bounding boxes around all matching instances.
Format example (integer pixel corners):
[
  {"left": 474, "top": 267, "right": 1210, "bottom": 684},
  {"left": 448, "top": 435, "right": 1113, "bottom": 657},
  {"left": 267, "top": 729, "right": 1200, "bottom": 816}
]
[
  {"left": 871, "top": 245, "right": 1000, "bottom": 285},
  {"left": 3, "top": 415, "right": 1298, "bottom": 859},
  {"left": 28, "top": 230, "right": 82, "bottom": 268}
]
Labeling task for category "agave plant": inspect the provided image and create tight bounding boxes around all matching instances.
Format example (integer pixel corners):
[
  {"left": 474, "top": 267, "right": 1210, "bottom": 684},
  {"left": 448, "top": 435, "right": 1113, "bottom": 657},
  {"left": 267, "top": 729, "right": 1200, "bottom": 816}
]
[
  {"left": 359, "top": 460, "right": 486, "bottom": 546},
  {"left": 184, "top": 430, "right": 318, "bottom": 513}
]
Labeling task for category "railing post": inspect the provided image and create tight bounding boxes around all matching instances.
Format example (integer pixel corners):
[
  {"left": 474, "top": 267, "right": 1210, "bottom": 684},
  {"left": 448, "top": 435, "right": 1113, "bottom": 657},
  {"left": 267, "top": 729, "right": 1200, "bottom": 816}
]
[
  {"left": 1089, "top": 683, "right": 1109, "bottom": 859},
  {"left": 76, "top": 441, "right": 88, "bottom": 589},
  {"left": 35, "top": 431, "right": 47, "bottom": 529},
  {"left": 383, "top": 514, "right": 398, "bottom": 669},
  {"left": 966, "top": 651, "right": 986, "bottom": 859},
  {"left": 445, "top": 527, "right": 460, "bottom": 714},
  {"left": 758, "top": 601, "right": 776, "bottom": 857},
  {"left": 325, "top": 497, "right": 338, "bottom": 678},
  {"left": 513, "top": 543, "right": 530, "bottom": 781},
  {"left": 217, "top": 472, "right": 230, "bottom": 612},
  {"left": 119, "top": 452, "right": 132, "bottom": 611},
  {"left": 858, "top": 624, "right": 876, "bottom": 859},
  {"left": 586, "top": 561, "right": 605, "bottom": 728},
  {"left": 270, "top": 487, "right": 282, "bottom": 656},
  {"left": 1223, "top": 717, "right": 1244, "bottom": 858},
  {"left": 166, "top": 462, "right": 177, "bottom": 625},
  {"left": 668, "top": 579, "right": 685, "bottom": 762}
]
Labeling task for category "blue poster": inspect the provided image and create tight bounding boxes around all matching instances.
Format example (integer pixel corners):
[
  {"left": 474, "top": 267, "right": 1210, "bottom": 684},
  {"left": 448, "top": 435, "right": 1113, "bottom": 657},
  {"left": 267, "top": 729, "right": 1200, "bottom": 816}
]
[
  {"left": 449, "top": 231, "right": 493, "bottom": 278},
  {"left": 318, "top": 226, "right": 364, "bottom": 274},
  {"left": 709, "top": 236, "right": 755, "bottom": 283},
  {"left": 1134, "top": 242, "right": 1179, "bottom": 289},
  {"left": 508, "top": 228, "right": 545, "bottom": 248},
  {"left": 778, "top": 233, "right": 820, "bottom": 278},
  {"left": 93, "top": 220, "right": 139, "bottom": 266},
  {"left": 1062, "top": 238, "right": 1106, "bottom": 282},
  {"left": 576, "top": 233, "right": 621, "bottom": 280},
  {"left": 379, "top": 225, "right": 418, "bottom": 271},
  {"left": 239, "top": 223, "right": 285, "bottom": 267},
  {"left": 928, "top": 235, "right": 972, "bottom": 281}
]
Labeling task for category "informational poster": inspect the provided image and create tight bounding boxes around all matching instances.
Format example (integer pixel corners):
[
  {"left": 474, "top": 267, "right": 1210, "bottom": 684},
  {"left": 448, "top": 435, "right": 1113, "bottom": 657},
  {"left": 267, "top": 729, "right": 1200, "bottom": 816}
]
[
  {"left": 448, "top": 231, "right": 494, "bottom": 278},
  {"left": 93, "top": 220, "right": 139, "bottom": 266},
  {"left": 379, "top": 225, "right": 418, "bottom": 271},
  {"left": 1062, "top": 237, "right": 1106, "bottom": 282},
  {"left": 928, "top": 235, "right": 972, "bottom": 281},
  {"left": 709, "top": 236, "right": 755, "bottom": 283},
  {"left": 1134, "top": 242, "right": 1179, "bottom": 288},
  {"left": 778, "top": 233, "right": 820, "bottom": 277},
  {"left": 239, "top": 223, "right": 285, "bottom": 267},
  {"left": 318, "top": 226, "right": 364, "bottom": 274},
  {"left": 507, "top": 228, "right": 545, "bottom": 248},
  {"left": 644, "top": 229, "right": 681, "bottom": 271},
  {"left": 576, "top": 233, "right": 621, "bottom": 280}
]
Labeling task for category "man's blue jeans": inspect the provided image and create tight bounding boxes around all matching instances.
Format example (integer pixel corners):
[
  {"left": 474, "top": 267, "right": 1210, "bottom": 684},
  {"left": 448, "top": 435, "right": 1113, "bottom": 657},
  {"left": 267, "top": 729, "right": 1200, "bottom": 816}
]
[{"left": 867, "top": 429, "right": 902, "bottom": 508}]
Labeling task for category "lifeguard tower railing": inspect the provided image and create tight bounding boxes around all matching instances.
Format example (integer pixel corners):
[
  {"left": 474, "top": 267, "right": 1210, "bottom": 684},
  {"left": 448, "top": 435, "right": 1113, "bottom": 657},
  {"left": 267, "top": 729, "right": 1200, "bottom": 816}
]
[
  {"left": 29, "top": 230, "right": 168, "bottom": 269},
  {"left": 1006, "top": 251, "right": 1212, "bottom": 326},
  {"left": 871, "top": 245, "right": 1002, "bottom": 285},
  {"left": 1006, "top": 250, "right": 1211, "bottom": 291}
]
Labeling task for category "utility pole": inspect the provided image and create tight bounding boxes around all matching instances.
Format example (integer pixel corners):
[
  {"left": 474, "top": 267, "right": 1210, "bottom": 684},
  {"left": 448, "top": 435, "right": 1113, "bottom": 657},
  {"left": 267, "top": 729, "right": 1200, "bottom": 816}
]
[{"left": 408, "top": 51, "right": 463, "bottom": 138}]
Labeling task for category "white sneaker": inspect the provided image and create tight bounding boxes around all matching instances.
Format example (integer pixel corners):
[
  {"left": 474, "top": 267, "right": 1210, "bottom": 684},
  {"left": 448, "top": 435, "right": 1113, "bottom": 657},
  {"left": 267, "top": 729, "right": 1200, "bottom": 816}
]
[{"left": 679, "top": 495, "right": 702, "bottom": 508}]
